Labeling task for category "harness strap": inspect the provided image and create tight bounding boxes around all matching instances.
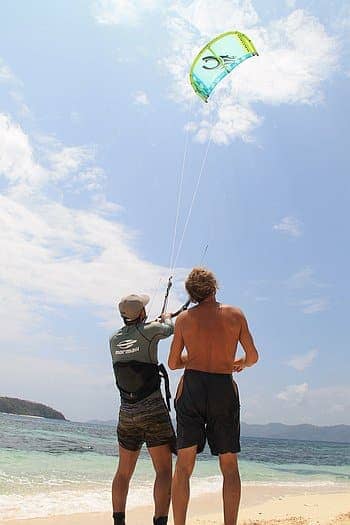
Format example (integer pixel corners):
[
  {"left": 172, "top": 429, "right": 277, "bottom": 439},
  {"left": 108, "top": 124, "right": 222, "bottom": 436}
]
[{"left": 158, "top": 363, "right": 171, "bottom": 411}]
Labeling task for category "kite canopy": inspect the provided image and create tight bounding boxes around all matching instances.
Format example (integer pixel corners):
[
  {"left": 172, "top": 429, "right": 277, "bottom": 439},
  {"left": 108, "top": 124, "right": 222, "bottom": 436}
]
[{"left": 189, "top": 31, "right": 258, "bottom": 103}]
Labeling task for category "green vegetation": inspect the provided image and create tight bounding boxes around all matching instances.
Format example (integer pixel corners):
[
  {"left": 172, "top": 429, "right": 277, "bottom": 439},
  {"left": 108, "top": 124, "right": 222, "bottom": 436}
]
[{"left": 0, "top": 397, "right": 66, "bottom": 420}]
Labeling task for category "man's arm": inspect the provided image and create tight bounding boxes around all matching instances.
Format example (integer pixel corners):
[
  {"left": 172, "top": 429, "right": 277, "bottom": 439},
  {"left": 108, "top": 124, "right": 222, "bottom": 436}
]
[
  {"left": 233, "top": 311, "right": 259, "bottom": 372},
  {"left": 168, "top": 316, "right": 185, "bottom": 370},
  {"left": 151, "top": 314, "right": 174, "bottom": 340}
]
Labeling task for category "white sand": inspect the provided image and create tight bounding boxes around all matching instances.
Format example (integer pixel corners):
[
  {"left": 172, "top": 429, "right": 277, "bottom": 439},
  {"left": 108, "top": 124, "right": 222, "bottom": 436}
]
[{"left": 0, "top": 486, "right": 349, "bottom": 525}]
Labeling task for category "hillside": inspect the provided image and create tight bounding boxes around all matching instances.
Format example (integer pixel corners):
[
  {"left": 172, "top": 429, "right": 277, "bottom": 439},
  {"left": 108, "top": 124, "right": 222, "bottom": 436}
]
[
  {"left": 0, "top": 397, "right": 66, "bottom": 420},
  {"left": 241, "top": 422, "right": 350, "bottom": 443}
]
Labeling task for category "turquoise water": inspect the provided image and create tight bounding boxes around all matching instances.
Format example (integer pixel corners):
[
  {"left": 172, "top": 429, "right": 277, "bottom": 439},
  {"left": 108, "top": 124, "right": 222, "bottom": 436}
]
[{"left": 0, "top": 414, "right": 349, "bottom": 519}]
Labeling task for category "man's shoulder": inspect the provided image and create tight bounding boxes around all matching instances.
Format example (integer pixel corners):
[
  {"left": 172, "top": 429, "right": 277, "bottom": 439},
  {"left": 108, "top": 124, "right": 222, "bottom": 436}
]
[
  {"left": 176, "top": 310, "right": 189, "bottom": 320},
  {"left": 142, "top": 321, "right": 161, "bottom": 335},
  {"left": 175, "top": 306, "right": 196, "bottom": 323},
  {"left": 220, "top": 304, "right": 245, "bottom": 318},
  {"left": 109, "top": 326, "right": 125, "bottom": 342}
]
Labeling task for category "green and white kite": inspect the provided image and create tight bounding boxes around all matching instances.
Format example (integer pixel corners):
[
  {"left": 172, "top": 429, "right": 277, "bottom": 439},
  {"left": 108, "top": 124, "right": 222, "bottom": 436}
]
[{"left": 189, "top": 31, "right": 258, "bottom": 103}]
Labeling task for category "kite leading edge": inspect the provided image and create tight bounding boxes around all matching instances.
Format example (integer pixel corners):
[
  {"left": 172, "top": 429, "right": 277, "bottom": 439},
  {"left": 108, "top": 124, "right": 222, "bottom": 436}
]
[{"left": 189, "top": 31, "right": 258, "bottom": 103}]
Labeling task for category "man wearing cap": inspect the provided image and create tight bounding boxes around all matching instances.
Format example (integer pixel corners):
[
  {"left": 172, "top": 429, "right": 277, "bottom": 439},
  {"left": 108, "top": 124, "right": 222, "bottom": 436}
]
[{"left": 110, "top": 293, "right": 176, "bottom": 525}]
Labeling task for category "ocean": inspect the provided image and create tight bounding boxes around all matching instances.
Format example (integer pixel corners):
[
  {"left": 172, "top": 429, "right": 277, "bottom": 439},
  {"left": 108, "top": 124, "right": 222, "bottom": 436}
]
[{"left": 0, "top": 413, "right": 349, "bottom": 520}]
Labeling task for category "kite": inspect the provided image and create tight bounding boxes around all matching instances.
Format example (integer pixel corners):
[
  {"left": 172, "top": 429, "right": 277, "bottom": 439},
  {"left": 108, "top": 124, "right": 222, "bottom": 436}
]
[
  {"left": 153, "top": 32, "right": 259, "bottom": 318},
  {"left": 189, "top": 31, "right": 258, "bottom": 102}
]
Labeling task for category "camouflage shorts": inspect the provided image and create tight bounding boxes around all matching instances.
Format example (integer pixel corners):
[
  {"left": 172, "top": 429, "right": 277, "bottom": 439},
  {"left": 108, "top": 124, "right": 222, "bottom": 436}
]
[{"left": 117, "top": 390, "right": 176, "bottom": 452}]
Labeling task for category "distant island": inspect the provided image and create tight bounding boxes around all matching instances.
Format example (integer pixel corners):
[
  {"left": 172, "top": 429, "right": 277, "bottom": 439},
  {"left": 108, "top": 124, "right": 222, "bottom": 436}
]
[
  {"left": 240, "top": 422, "right": 350, "bottom": 443},
  {"left": 0, "top": 397, "right": 66, "bottom": 420},
  {"left": 87, "top": 418, "right": 350, "bottom": 443}
]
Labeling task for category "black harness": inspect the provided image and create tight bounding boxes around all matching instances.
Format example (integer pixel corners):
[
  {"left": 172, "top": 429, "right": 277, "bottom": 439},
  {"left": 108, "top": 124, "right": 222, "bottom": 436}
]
[{"left": 113, "top": 360, "right": 171, "bottom": 411}]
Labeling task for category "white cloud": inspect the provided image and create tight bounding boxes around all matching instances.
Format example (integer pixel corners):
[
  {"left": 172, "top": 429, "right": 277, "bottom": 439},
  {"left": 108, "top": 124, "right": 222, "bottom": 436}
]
[
  {"left": 249, "top": 383, "right": 350, "bottom": 425},
  {"left": 0, "top": 59, "right": 15, "bottom": 83},
  {"left": 0, "top": 58, "right": 31, "bottom": 118},
  {"left": 91, "top": 193, "right": 122, "bottom": 214},
  {"left": 0, "top": 354, "right": 114, "bottom": 420},
  {"left": 133, "top": 90, "right": 150, "bottom": 106},
  {"left": 287, "top": 348, "right": 318, "bottom": 371},
  {"left": 285, "top": 268, "right": 329, "bottom": 314},
  {"left": 0, "top": 193, "right": 172, "bottom": 310},
  {"left": 287, "top": 266, "right": 321, "bottom": 289},
  {"left": 76, "top": 167, "right": 106, "bottom": 191},
  {"left": 276, "top": 383, "right": 350, "bottom": 422},
  {"left": 217, "top": 9, "right": 338, "bottom": 105},
  {"left": 0, "top": 284, "right": 43, "bottom": 344},
  {"left": 188, "top": 102, "right": 262, "bottom": 145},
  {"left": 273, "top": 216, "right": 302, "bottom": 237},
  {"left": 0, "top": 114, "right": 47, "bottom": 187},
  {"left": 332, "top": 4, "right": 350, "bottom": 33},
  {"left": 0, "top": 48, "right": 188, "bottom": 392},
  {"left": 331, "top": 4, "right": 350, "bottom": 76},
  {"left": 173, "top": 0, "right": 259, "bottom": 35},
  {"left": 48, "top": 145, "right": 95, "bottom": 179},
  {"left": 0, "top": 105, "right": 183, "bottom": 417},
  {"left": 92, "top": 2, "right": 339, "bottom": 144},
  {"left": 277, "top": 382, "right": 308, "bottom": 404},
  {"left": 164, "top": 2, "right": 339, "bottom": 144},
  {"left": 93, "top": 0, "right": 160, "bottom": 26},
  {"left": 49, "top": 146, "right": 106, "bottom": 192},
  {"left": 0, "top": 112, "right": 184, "bottom": 345},
  {"left": 9, "top": 91, "right": 31, "bottom": 118},
  {"left": 308, "top": 386, "right": 350, "bottom": 417},
  {"left": 301, "top": 297, "right": 328, "bottom": 314},
  {"left": 0, "top": 116, "right": 106, "bottom": 194}
]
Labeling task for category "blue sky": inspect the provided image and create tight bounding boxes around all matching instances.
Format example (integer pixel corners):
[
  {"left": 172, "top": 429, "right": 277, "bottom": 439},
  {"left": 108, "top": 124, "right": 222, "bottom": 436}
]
[{"left": 0, "top": 0, "right": 349, "bottom": 424}]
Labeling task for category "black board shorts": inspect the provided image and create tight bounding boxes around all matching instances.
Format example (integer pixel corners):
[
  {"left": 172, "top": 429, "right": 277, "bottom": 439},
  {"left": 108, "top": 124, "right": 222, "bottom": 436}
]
[
  {"left": 117, "top": 390, "right": 176, "bottom": 452},
  {"left": 175, "top": 369, "right": 240, "bottom": 455}
]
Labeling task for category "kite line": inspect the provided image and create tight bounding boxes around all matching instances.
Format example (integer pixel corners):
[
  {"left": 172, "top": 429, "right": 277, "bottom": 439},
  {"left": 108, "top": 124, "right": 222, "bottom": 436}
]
[{"left": 154, "top": 30, "right": 258, "bottom": 317}]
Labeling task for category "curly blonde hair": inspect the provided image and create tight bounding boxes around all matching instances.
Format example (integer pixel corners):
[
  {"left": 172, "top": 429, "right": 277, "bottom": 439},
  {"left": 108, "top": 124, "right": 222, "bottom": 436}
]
[{"left": 185, "top": 267, "right": 218, "bottom": 303}]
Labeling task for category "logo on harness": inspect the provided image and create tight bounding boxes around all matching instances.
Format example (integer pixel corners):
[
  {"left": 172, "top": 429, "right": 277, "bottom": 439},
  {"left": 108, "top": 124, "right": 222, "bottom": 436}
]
[
  {"left": 115, "top": 339, "right": 140, "bottom": 355},
  {"left": 116, "top": 339, "right": 138, "bottom": 349}
]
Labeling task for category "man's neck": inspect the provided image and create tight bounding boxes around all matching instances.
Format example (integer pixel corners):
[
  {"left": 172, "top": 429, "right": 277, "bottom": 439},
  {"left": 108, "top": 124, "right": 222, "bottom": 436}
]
[
  {"left": 199, "top": 294, "right": 217, "bottom": 305},
  {"left": 124, "top": 319, "right": 143, "bottom": 326}
]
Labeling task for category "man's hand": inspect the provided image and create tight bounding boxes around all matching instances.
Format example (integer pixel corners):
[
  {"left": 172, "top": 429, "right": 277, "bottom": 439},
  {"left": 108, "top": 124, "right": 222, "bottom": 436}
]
[
  {"left": 232, "top": 358, "right": 247, "bottom": 373},
  {"left": 160, "top": 313, "right": 172, "bottom": 323}
]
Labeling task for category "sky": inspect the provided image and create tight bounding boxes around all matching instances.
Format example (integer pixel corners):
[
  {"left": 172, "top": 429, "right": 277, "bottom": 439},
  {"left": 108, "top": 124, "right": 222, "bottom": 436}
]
[{"left": 0, "top": 0, "right": 349, "bottom": 424}]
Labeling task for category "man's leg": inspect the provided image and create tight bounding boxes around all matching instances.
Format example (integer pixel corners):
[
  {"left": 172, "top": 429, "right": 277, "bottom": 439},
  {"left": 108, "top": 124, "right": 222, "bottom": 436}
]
[
  {"left": 219, "top": 453, "right": 241, "bottom": 525},
  {"left": 172, "top": 445, "right": 197, "bottom": 525},
  {"left": 112, "top": 445, "right": 140, "bottom": 522},
  {"left": 148, "top": 444, "right": 173, "bottom": 523}
]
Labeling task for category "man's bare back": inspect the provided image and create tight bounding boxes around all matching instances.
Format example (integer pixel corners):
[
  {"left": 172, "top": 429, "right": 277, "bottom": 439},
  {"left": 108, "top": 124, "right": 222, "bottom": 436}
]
[{"left": 169, "top": 295, "right": 258, "bottom": 374}]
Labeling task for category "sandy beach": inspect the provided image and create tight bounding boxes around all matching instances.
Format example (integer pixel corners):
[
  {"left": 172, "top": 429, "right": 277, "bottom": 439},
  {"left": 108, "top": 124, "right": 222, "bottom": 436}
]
[{"left": 1, "top": 485, "right": 349, "bottom": 525}]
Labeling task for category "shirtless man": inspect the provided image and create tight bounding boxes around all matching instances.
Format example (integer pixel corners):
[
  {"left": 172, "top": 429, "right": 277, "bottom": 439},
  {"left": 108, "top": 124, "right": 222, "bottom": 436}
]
[{"left": 168, "top": 268, "right": 259, "bottom": 525}]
